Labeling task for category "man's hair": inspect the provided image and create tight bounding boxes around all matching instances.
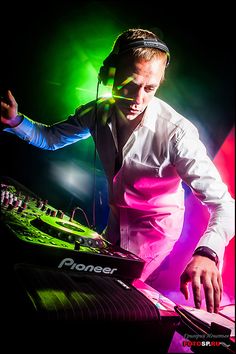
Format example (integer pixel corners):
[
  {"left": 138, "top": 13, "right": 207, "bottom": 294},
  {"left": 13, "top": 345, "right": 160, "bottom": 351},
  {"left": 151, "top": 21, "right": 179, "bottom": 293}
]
[
  {"left": 98, "top": 28, "right": 170, "bottom": 86},
  {"left": 113, "top": 28, "right": 169, "bottom": 63}
]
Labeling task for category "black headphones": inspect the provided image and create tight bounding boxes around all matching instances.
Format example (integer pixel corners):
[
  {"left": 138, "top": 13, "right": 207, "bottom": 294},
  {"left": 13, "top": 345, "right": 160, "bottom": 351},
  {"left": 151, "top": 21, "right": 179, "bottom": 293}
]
[{"left": 98, "top": 38, "right": 170, "bottom": 86}]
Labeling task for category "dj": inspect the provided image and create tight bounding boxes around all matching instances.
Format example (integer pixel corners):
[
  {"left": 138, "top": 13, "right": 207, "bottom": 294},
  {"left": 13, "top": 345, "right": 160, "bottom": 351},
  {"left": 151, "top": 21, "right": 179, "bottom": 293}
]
[{"left": 1, "top": 28, "right": 235, "bottom": 313}]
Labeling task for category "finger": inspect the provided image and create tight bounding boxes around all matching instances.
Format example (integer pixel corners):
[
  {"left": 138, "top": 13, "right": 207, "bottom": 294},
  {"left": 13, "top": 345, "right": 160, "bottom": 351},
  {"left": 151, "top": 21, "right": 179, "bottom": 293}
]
[
  {"left": 218, "top": 273, "right": 223, "bottom": 302},
  {"left": 180, "top": 282, "right": 190, "bottom": 300},
  {"left": 1, "top": 101, "right": 9, "bottom": 109},
  {"left": 8, "top": 90, "right": 16, "bottom": 106},
  {"left": 212, "top": 277, "right": 220, "bottom": 313},
  {"left": 213, "top": 274, "right": 223, "bottom": 313},
  {"left": 180, "top": 273, "right": 190, "bottom": 300},
  {"left": 192, "top": 275, "right": 202, "bottom": 309},
  {"left": 201, "top": 275, "right": 214, "bottom": 313}
]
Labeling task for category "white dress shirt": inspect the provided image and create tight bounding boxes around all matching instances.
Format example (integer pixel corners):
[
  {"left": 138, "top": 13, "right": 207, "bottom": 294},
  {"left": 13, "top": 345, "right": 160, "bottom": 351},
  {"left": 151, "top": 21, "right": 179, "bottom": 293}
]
[{"left": 5, "top": 96, "right": 235, "bottom": 280}]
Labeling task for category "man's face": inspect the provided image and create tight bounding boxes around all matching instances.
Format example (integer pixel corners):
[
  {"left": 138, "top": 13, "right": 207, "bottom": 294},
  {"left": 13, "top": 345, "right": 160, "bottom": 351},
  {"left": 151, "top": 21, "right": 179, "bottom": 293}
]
[{"left": 112, "top": 56, "right": 166, "bottom": 120}]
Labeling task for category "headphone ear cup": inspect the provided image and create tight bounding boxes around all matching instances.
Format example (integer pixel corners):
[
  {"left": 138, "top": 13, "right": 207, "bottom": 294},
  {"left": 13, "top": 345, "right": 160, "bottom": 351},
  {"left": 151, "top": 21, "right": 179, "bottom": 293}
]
[
  {"left": 98, "top": 53, "right": 117, "bottom": 86},
  {"left": 98, "top": 65, "right": 109, "bottom": 86}
]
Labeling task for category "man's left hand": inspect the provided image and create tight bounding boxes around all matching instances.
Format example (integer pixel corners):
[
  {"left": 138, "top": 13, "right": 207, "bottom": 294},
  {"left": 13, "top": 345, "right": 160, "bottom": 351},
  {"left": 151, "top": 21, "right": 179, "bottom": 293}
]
[{"left": 180, "top": 255, "right": 223, "bottom": 313}]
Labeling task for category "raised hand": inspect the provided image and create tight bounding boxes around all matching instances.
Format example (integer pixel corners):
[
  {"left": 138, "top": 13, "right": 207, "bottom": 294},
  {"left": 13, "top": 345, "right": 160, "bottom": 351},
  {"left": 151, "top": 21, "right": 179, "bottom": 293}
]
[{"left": 1, "top": 90, "right": 22, "bottom": 127}]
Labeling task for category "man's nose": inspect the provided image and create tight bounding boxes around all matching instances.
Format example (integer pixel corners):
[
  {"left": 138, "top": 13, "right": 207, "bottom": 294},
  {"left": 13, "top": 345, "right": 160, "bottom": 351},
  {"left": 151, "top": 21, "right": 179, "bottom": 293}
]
[{"left": 132, "top": 88, "right": 144, "bottom": 105}]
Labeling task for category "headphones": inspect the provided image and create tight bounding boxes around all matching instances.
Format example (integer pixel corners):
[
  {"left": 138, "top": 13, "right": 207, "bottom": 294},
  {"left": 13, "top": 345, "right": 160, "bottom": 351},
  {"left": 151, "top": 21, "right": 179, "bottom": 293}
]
[{"left": 98, "top": 38, "right": 170, "bottom": 86}]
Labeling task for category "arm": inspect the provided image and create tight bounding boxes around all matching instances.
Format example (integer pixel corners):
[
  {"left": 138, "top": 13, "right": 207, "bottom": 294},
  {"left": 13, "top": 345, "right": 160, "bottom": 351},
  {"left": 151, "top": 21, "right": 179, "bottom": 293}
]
[
  {"left": 172, "top": 122, "right": 235, "bottom": 312},
  {"left": 1, "top": 90, "right": 92, "bottom": 150}
]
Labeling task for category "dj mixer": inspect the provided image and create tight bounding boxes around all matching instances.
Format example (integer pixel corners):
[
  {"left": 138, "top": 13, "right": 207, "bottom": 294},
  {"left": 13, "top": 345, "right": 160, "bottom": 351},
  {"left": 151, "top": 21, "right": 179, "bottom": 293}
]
[{"left": 0, "top": 176, "right": 145, "bottom": 281}]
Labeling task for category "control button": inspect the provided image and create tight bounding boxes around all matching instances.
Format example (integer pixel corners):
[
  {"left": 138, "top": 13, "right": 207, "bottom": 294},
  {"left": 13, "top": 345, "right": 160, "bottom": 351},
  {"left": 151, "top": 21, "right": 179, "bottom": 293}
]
[
  {"left": 95, "top": 240, "right": 105, "bottom": 248},
  {"left": 13, "top": 200, "right": 19, "bottom": 208},
  {"left": 7, "top": 204, "right": 14, "bottom": 210},
  {"left": 56, "top": 210, "right": 64, "bottom": 219},
  {"left": 36, "top": 200, "right": 43, "bottom": 208},
  {"left": 17, "top": 206, "right": 24, "bottom": 213},
  {"left": 3, "top": 197, "right": 9, "bottom": 206},
  {"left": 50, "top": 210, "right": 57, "bottom": 217},
  {"left": 46, "top": 208, "right": 51, "bottom": 215},
  {"left": 68, "top": 235, "right": 75, "bottom": 242}
]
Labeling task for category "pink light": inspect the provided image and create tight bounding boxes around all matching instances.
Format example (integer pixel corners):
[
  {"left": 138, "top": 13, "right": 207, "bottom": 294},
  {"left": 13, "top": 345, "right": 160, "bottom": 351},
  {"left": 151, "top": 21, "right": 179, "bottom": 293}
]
[{"left": 214, "top": 126, "right": 235, "bottom": 301}]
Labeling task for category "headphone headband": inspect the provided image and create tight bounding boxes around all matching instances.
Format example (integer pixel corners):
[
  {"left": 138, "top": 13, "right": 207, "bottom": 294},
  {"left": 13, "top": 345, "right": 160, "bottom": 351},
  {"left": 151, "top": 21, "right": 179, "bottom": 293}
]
[
  {"left": 98, "top": 37, "right": 170, "bottom": 85},
  {"left": 119, "top": 39, "right": 170, "bottom": 66}
]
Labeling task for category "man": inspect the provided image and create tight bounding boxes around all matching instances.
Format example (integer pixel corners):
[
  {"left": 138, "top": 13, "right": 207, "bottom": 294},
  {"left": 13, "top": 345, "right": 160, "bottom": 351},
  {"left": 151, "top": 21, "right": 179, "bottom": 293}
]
[{"left": 1, "top": 28, "right": 234, "bottom": 313}]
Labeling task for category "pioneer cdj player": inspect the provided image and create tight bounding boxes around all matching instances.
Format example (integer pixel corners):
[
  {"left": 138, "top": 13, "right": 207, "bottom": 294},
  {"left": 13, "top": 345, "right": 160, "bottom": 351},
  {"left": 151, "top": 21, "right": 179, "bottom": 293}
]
[{"left": 0, "top": 176, "right": 145, "bottom": 281}]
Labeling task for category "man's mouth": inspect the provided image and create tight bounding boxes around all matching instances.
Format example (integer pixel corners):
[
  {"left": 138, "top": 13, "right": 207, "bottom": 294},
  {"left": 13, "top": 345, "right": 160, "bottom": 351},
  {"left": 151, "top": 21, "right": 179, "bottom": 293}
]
[{"left": 127, "top": 106, "right": 140, "bottom": 114}]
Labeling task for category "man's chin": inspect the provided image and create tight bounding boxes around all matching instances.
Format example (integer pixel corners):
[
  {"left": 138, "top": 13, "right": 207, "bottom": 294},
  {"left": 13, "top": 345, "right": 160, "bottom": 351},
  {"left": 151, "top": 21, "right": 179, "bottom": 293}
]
[
  {"left": 126, "top": 114, "right": 139, "bottom": 121},
  {"left": 122, "top": 107, "right": 140, "bottom": 118},
  {"left": 115, "top": 105, "right": 141, "bottom": 120}
]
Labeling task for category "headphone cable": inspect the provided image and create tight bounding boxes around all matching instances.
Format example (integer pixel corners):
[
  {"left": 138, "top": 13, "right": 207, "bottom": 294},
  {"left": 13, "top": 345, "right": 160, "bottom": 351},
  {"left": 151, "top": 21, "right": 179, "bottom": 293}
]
[{"left": 91, "top": 80, "right": 100, "bottom": 230}]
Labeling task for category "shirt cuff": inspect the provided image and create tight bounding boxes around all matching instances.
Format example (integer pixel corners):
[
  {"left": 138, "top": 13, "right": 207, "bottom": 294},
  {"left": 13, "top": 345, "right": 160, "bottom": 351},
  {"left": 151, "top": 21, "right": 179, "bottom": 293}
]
[
  {"left": 4, "top": 115, "right": 35, "bottom": 141},
  {"left": 195, "top": 234, "right": 226, "bottom": 272}
]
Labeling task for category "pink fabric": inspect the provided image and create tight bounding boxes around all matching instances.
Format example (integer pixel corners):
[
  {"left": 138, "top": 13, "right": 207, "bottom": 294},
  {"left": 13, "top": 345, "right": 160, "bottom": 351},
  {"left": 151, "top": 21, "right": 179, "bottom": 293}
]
[{"left": 111, "top": 158, "right": 185, "bottom": 280}]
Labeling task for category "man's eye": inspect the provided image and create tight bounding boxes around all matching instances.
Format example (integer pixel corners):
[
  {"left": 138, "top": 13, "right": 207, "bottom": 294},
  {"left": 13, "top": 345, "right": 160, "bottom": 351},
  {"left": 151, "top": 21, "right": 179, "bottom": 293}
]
[{"left": 145, "top": 87, "right": 155, "bottom": 92}]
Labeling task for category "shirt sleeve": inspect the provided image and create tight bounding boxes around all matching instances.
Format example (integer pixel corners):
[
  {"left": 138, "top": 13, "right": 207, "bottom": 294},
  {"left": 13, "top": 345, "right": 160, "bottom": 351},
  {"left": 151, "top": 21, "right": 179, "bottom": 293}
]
[
  {"left": 172, "top": 123, "right": 235, "bottom": 271},
  {"left": 3, "top": 105, "right": 93, "bottom": 150}
]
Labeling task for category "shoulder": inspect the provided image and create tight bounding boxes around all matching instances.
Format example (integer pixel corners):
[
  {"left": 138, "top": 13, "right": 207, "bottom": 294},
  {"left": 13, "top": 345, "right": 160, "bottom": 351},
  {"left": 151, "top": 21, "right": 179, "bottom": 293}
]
[
  {"left": 74, "top": 99, "right": 97, "bottom": 118},
  {"left": 151, "top": 97, "right": 198, "bottom": 135},
  {"left": 73, "top": 98, "right": 113, "bottom": 121},
  {"left": 146, "top": 97, "right": 201, "bottom": 148}
]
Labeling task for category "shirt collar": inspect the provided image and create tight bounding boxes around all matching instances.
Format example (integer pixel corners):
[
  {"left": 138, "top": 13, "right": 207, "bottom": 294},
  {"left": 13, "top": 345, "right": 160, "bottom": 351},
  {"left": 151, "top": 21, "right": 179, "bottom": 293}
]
[{"left": 141, "top": 97, "right": 161, "bottom": 133}]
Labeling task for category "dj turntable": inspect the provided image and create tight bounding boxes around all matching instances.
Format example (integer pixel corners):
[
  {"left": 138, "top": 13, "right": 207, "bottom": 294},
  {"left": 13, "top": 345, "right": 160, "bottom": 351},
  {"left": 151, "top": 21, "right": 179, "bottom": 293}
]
[{"left": 0, "top": 176, "right": 145, "bottom": 281}]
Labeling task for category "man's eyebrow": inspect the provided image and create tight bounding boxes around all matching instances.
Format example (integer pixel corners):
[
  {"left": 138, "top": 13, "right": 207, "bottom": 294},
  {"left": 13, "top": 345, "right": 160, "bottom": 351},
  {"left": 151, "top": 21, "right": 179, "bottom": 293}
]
[
  {"left": 145, "top": 84, "right": 157, "bottom": 88},
  {"left": 117, "top": 77, "right": 133, "bottom": 90}
]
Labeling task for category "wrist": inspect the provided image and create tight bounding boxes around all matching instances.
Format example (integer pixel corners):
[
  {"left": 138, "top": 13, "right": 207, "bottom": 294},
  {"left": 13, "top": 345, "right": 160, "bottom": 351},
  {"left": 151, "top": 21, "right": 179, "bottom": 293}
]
[
  {"left": 193, "top": 246, "right": 219, "bottom": 266},
  {"left": 9, "top": 114, "right": 24, "bottom": 128}
]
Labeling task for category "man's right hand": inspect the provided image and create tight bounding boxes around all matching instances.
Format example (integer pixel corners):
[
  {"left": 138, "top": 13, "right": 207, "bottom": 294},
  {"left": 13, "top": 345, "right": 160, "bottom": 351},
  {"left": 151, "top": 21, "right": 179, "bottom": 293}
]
[{"left": 1, "top": 90, "right": 21, "bottom": 127}]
